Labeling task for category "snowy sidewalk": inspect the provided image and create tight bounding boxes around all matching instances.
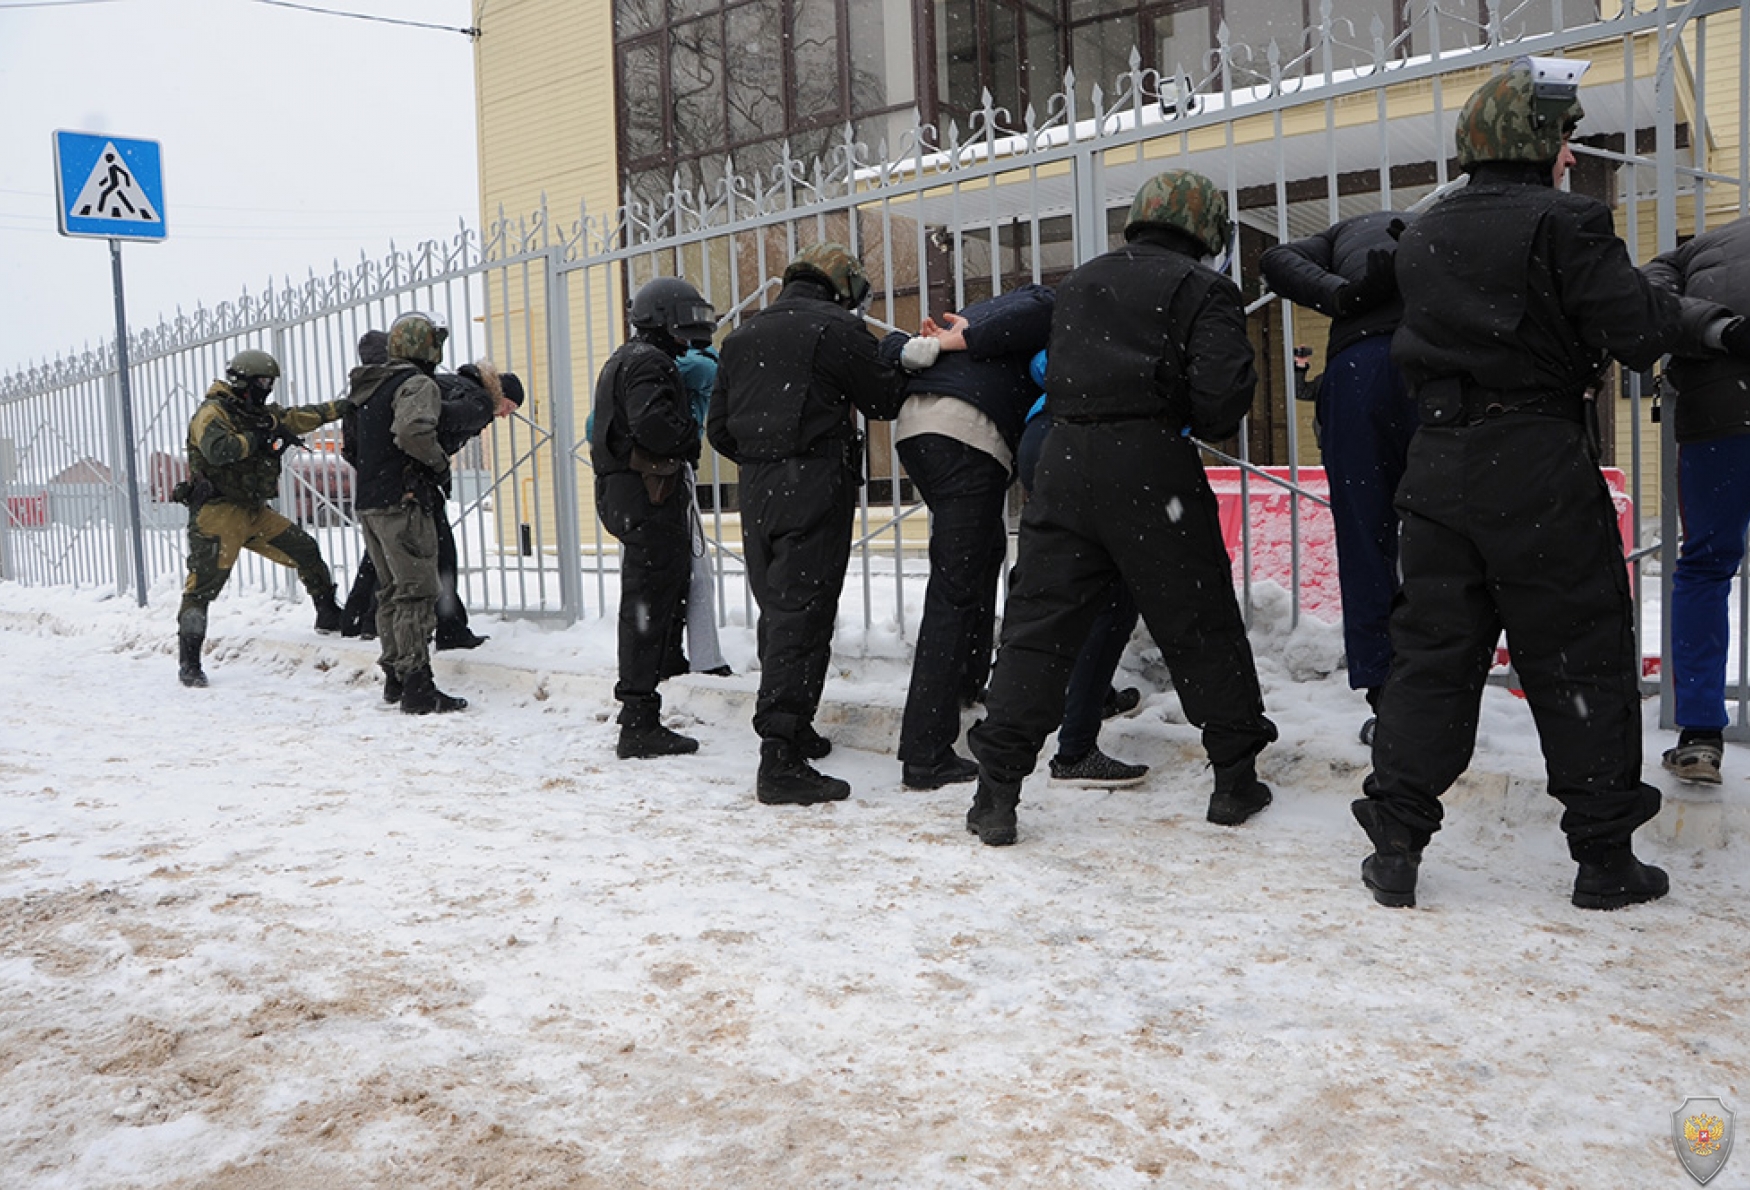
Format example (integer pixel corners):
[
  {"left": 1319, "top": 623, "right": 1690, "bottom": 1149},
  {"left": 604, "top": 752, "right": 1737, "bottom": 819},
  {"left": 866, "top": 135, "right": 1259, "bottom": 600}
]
[{"left": 1, "top": 582, "right": 1747, "bottom": 1188}]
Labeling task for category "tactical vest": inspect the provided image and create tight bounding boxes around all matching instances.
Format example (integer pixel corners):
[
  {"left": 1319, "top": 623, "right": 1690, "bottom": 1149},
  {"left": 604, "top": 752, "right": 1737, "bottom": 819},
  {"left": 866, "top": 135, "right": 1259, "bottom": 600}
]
[
  {"left": 589, "top": 340, "right": 674, "bottom": 476},
  {"left": 1045, "top": 243, "right": 1213, "bottom": 423},
  {"left": 188, "top": 394, "right": 283, "bottom": 506},
  {"left": 348, "top": 366, "right": 421, "bottom": 511}
]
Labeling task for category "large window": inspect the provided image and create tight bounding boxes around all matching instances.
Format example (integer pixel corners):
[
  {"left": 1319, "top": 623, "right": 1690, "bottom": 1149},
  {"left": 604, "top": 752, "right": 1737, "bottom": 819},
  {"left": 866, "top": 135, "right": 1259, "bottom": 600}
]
[{"left": 615, "top": 0, "right": 915, "bottom": 206}]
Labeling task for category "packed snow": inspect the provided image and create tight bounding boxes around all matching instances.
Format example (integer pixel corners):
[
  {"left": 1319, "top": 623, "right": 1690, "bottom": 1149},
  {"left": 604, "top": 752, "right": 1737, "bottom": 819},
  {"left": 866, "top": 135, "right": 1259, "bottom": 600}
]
[{"left": 1, "top": 574, "right": 1746, "bottom": 1189}]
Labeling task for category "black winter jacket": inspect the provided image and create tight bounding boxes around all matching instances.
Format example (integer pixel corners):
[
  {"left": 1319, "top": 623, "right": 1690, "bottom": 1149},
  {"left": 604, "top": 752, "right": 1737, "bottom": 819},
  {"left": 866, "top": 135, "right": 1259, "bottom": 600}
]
[
  {"left": 1044, "top": 237, "right": 1257, "bottom": 441},
  {"left": 1393, "top": 163, "right": 1682, "bottom": 398},
  {"left": 1642, "top": 215, "right": 1750, "bottom": 444},
  {"left": 589, "top": 335, "right": 700, "bottom": 477},
  {"left": 1259, "top": 210, "right": 1407, "bottom": 358},
  {"left": 708, "top": 278, "right": 907, "bottom": 463},
  {"left": 877, "top": 283, "right": 1054, "bottom": 449}
]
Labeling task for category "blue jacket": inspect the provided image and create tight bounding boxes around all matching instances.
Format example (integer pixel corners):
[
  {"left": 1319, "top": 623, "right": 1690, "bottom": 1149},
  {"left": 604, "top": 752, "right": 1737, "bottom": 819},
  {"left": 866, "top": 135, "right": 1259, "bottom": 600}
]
[{"left": 879, "top": 283, "right": 1054, "bottom": 449}]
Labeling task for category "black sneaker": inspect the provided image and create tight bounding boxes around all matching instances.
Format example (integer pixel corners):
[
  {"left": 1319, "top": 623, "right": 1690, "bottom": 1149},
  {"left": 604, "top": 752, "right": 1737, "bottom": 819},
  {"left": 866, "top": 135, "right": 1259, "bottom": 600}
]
[
  {"left": 1572, "top": 855, "right": 1669, "bottom": 910},
  {"left": 902, "top": 752, "right": 980, "bottom": 790},
  {"left": 617, "top": 724, "right": 700, "bottom": 759},
  {"left": 1049, "top": 747, "right": 1148, "bottom": 788},
  {"left": 1101, "top": 686, "right": 1142, "bottom": 719},
  {"left": 699, "top": 664, "right": 735, "bottom": 677}
]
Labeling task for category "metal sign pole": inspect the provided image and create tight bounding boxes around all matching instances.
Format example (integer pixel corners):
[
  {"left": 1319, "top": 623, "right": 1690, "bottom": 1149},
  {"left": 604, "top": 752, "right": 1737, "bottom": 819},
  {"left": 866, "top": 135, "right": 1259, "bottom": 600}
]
[{"left": 109, "top": 238, "right": 149, "bottom": 607}]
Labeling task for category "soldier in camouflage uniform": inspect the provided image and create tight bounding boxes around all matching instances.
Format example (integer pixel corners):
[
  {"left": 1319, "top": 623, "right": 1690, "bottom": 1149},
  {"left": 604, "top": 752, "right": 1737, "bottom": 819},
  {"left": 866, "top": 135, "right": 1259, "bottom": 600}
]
[
  {"left": 964, "top": 169, "right": 1278, "bottom": 846},
  {"left": 175, "top": 349, "right": 349, "bottom": 688}
]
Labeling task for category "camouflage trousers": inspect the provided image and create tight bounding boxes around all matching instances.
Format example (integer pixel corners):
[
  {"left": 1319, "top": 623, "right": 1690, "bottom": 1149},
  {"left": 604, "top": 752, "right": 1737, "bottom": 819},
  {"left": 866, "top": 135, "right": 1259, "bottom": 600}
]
[
  {"left": 360, "top": 503, "right": 439, "bottom": 680},
  {"left": 178, "top": 501, "right": 333, "bottom": 637}
]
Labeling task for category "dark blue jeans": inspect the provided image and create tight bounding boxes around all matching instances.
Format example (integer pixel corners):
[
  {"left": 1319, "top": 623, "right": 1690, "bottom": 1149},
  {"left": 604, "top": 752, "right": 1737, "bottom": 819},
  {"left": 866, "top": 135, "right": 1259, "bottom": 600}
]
[
  {"left": 1672, "top": 433, "right": 1750, "bottom": 731},
  {"left": 1317, "top": 334, "right": 1417, "bottom": 690},
  {"left": 1017, "top": 414, "right": 1139, "bottom": 762},
  {"left": 897, "top": 434, "right": 1011, "bottom": 764}
]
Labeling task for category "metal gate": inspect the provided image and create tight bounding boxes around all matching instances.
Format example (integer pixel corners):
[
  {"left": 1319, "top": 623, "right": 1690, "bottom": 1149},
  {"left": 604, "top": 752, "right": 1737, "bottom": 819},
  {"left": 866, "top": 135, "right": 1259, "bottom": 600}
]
[{"left": 2, "top": 0, "right": 1745, "bottom": 719}]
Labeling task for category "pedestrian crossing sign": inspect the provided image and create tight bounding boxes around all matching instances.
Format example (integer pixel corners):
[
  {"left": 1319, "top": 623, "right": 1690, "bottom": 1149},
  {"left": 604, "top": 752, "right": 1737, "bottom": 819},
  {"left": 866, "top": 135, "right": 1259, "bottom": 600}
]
[{"left": 54, "top": 130, "right": 167, "bottom": 241}]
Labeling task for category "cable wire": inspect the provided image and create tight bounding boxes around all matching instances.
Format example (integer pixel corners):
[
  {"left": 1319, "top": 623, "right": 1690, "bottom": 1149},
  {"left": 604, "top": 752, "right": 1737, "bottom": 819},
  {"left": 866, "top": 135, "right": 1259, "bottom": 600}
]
[{"left": 251, "top": 0, "right": 479, "bottom": 37}]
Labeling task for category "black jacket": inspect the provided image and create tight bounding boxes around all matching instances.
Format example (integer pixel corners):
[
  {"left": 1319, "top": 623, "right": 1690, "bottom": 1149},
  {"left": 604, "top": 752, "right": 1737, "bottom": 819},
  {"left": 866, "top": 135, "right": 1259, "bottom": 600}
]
[
  {"left": 1393, "top": 163, "right": 1682, "bottom": 397},
  {"left": 1260, "top": 210, "right": 1406, "bottom": 358},
  {"left": 589, "top": 336, "right": 699, "bottom": 476},
  {"left": 1044, "top": 237, "right": 1257, "bottom": 441},
  {"left": 877, "top": 283, "right": 1054, "bottom": 449},
  {"left": 1642, "top": 215, "right": 1750, "bottom": 444},
  {"left": 707, "top": 278, "right": 907, "bottom": 463}
]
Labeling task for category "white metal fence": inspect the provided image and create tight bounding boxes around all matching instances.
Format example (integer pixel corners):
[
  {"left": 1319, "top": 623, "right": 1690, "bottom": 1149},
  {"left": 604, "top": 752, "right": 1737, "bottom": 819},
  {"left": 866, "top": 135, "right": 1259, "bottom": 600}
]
[{"left": 2, "top": 0, "right": 1745, "bottom": 720}]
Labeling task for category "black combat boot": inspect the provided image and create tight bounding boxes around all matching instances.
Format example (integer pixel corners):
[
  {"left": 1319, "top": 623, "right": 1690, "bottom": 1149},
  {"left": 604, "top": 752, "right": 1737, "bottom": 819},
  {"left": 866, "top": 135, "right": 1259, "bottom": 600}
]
[
  {"left": 1572, "top": 849, "right": 1669, "bottom": 911},
  {"left": 965, "top": 774, "right": 1021, "bottom": 846},
  {"left": 1206, "top": 755, "right": 1273, "bottom": 825},
  {"left": 1352, "top": 797, "right": 1424, "bottom": 909},
  {"left": 312, "top": 585, "right": 343, "bottom": 635},
  {"left": 178, "top": 633, "right": 208, "bottom": 688},
  {"left": 399, "top": 667, "right": 467, "bottom": 715},
  {"left": 797, "top": 724, "right": 832, "bottom": 760},
  {"left": 756, "top": 739, "right": 850, "bottom": 805},
  {"left": 380, "top": 662, "right": 404, "bottom": 705},
  {"left": 617, "top": 723, "right": 700, "bottom": 759}
]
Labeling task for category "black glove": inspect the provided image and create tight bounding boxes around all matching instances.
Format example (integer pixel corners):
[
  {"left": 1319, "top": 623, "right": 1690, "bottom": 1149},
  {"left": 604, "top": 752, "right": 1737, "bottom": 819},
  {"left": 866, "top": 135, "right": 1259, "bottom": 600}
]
[
  {"left": 1335, "top": 248, "right": 1397, "bottom": 317},
  {"left": 1721, "top": 316, "right": 1750, "bottom": 360}
]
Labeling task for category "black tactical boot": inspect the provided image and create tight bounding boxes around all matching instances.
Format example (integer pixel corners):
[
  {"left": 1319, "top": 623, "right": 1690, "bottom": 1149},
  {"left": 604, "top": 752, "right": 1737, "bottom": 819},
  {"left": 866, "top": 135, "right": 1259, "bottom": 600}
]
[
  {"left": 380, "top": 662, "right": 404, "bottom": 705},
  {"left": 1352, "top": 797, "right": 1425, "bottom": 908},
  {"left": 797, "top": 724, "right": 832, "bottom": 760},
  {"left": 177, "top": 633, "right": 208, "bottom": 688},
  {"left": 757, "top": 739, "right": 850, "bottom": 805},
  {"left": 902, "top": 751, "right": 980, "bottom": 791},
  {"left": 617, "top": 723, "right": 700, "bottom": 759},
  {"left": 312, "top": 585, "right": 343, "bottom": 635},
  {"left": 965, "top": 774, "right": 1021, "bottom": 846},
  {"left": 1572, "top": 850, "right": 1670, "bottom": 911},
  {"left": 1206, "top": 755, "right": 1272, "bottom": 825},
  {"left": 435, "top": 625, "right": 489, "bottom": 651},
  {"left": 399, "top": 667, "right": 467, "bottom": 715}
]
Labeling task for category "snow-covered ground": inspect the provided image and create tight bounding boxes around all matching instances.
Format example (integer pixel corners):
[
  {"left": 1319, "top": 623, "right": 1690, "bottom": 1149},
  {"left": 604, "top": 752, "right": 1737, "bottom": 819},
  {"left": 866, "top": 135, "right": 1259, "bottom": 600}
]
[{"left": 1, "top": 577, "right": 1746, "bottom": 1189}]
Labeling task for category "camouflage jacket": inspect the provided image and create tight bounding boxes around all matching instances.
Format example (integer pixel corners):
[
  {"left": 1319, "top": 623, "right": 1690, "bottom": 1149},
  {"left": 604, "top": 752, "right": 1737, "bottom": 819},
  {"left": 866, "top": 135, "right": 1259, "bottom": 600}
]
[{"left": 186, "top": 381, "right": 348, "bottom": 507}]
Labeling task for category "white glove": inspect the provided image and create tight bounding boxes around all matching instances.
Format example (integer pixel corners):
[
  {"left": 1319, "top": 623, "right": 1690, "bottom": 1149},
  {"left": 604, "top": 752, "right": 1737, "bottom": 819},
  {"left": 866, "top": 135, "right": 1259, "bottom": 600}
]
[{"left": 901, "top": 335, "right": 942, "bottom": 371}]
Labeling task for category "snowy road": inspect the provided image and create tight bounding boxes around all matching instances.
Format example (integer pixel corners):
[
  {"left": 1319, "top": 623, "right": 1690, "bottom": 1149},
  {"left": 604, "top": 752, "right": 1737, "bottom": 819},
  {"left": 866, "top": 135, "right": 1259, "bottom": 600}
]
[{"left": 1, "top": 585, "right": 1746, "bottom": 1188}]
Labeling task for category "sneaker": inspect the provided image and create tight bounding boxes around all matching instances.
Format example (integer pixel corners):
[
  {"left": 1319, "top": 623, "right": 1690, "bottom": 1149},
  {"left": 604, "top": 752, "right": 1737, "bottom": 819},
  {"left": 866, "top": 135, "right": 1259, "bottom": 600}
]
[
  {"left": 1101, "top": 686, "right": 1142, "bottom": 719},
  {"left": 1662, "top": 740, "right": 1723, "bottom": 785},
  {"left": 902, "top": 752, "right": 980, "bottom": 790},
  {"left": 1049, "top": 747, "right": 1148, "bottom": 788},
  {"left": 699, "top": 664, "right": 735, "bottom": 677},
  {"left": 617, "top": 724, "right": 700, "bottom": 759}
]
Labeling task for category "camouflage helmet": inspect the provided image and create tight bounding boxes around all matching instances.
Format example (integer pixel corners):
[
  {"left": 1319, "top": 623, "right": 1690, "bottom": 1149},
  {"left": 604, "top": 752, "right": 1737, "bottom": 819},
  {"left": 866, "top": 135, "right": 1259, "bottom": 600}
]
[
  {"left": 224, "top": 349, "right": 280, "bottom": 385},
  {"left": 387, "top": 310, "right": 449, "bottom": 366},
  {"left": 1456, "top": 56, "right": 1588, "bottom": 171},
  {"left": 629, "top": 276, "right": 717, "bottom": 341},
  {"left": 1124, "top": 170, "right": 1231, "bottom": 257},
  {"left": 784, "top": 242, "right": 872, "bottom": 309}
]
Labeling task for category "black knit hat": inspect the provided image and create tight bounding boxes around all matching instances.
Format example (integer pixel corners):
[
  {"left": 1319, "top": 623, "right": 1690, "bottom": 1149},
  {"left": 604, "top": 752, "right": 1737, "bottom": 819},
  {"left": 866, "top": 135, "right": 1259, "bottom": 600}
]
[
  {"left": 358, "top": 330, "right": 389, "bottom": 366},
  {"left": 500, "top": 372, "right": 525, "bottom": 407}
]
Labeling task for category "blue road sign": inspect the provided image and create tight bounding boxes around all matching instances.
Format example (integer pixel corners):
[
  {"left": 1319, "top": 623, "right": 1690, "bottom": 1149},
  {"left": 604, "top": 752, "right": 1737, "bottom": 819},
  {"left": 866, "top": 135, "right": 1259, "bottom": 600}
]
[{"left": 54, "top": 130, "right": 167, "bottom": 241}]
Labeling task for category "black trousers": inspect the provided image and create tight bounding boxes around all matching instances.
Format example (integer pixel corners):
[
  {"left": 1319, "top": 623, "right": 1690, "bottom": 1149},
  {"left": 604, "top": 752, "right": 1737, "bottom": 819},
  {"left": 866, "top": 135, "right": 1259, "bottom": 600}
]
[
  {"left": 1362, "top": 417, "right": 1659, "bottom": 863},
  {"left": 598, "top": 471, "right": 692, "bottom": 727},
  {"left": 969, "top": 421, "right": 1276, "bottom": 783},
  {"left": 742, "top": 456, "right": 856, "bottom": 744},
  {"left": 896, "top": 434, "right": 1010, "bottom": 764}
]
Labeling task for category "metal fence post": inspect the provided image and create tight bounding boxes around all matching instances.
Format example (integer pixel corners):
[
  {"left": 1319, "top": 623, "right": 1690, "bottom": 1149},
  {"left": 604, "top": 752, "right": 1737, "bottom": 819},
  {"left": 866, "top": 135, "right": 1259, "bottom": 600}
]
[{"left": 544, "top": 247, "right": 583, "bottom": 624}]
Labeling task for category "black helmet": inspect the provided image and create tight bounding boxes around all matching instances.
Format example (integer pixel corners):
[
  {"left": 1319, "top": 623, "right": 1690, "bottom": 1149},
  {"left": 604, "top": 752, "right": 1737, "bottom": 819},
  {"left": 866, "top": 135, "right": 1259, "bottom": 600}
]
[{"left": 630, "top": 277, "right": 716, "bottom": 341}]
